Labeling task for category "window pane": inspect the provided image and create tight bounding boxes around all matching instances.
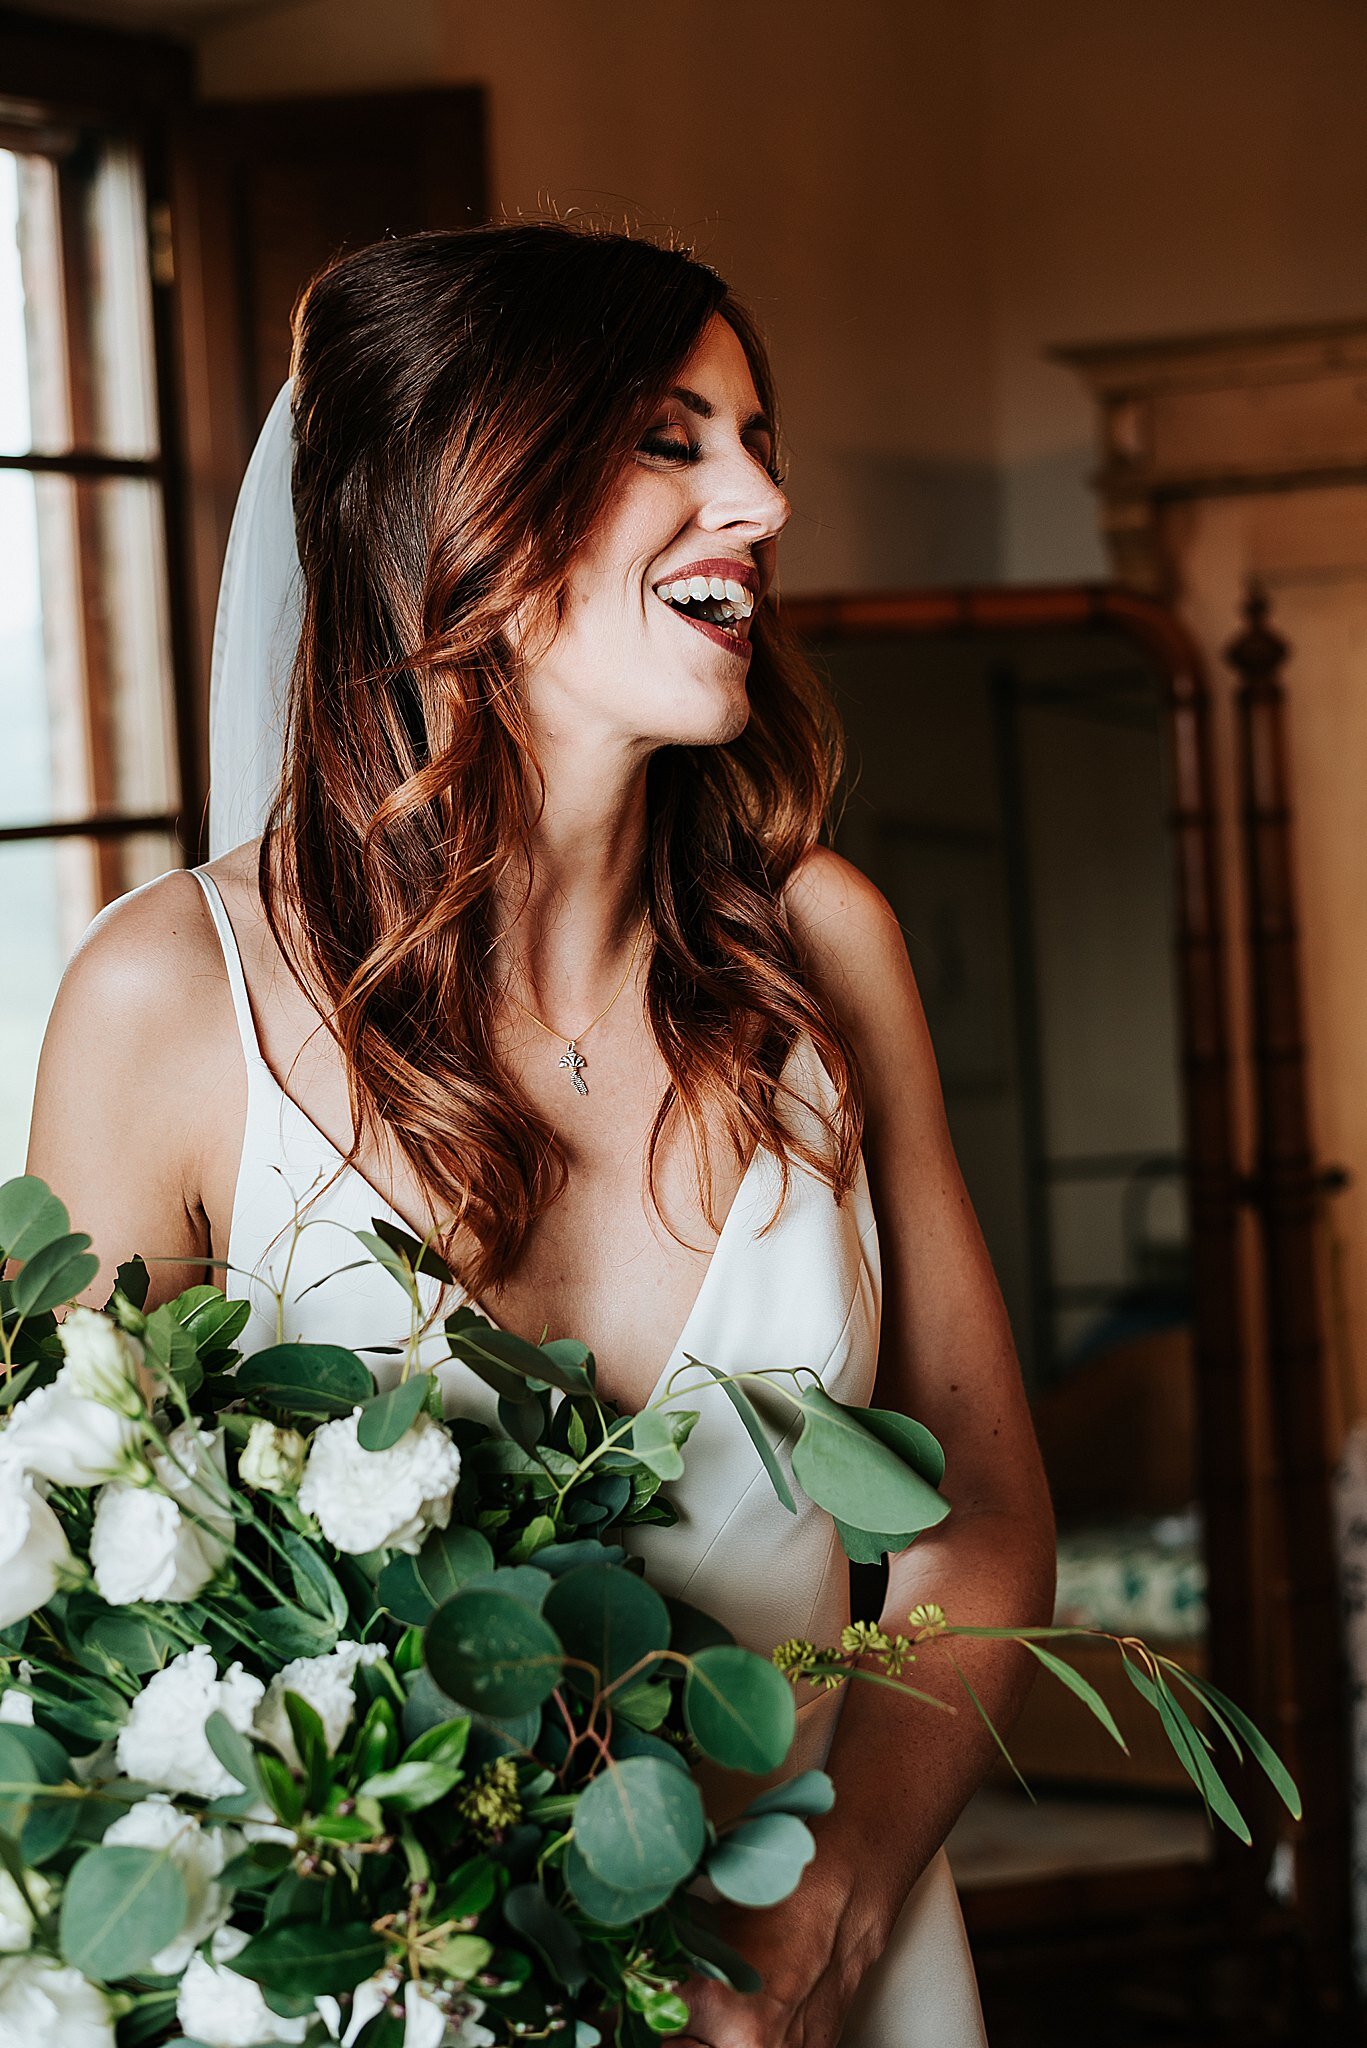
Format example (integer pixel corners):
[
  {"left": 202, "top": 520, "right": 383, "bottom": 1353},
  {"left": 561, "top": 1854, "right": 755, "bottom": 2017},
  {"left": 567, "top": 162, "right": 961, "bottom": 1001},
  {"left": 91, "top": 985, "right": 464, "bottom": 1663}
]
[
  {"left": 0, "top": 470, "right": 178, "bottom": 830},
  {"left": 0, "top": 137, "right": 157, "bottom": 459},
  {"left": 0, "top": 831, "right": 181, "bottom": 1178}
]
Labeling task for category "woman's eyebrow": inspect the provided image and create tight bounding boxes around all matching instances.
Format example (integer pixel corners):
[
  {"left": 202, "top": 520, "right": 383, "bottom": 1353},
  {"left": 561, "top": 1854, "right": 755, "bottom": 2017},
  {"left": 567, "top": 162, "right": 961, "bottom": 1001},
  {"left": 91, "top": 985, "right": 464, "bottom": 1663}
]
[{"left": 666, "top": 385, "right": 773, "bottom": 439}]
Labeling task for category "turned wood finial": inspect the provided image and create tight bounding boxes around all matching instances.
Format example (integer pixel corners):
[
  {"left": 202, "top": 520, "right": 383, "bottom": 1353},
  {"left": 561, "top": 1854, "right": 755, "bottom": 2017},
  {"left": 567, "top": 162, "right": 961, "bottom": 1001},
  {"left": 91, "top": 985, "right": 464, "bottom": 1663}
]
[{"left": 1224, "top": 578, "right": 1289, "bottom": 683}]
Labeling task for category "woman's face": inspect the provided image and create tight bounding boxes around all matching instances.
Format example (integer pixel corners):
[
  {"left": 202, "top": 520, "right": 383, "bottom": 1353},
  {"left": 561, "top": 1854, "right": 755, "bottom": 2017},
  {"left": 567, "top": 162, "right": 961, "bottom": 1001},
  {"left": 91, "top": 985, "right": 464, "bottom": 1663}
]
[{"left": 520, "top": 313, "right": 791, "bottom": 752}]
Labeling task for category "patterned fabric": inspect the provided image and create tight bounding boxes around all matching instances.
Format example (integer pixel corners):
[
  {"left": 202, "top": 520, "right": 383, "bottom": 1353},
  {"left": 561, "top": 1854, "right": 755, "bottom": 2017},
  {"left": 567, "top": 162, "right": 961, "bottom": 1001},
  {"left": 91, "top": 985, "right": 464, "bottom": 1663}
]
[{"left": 1053, "top": 1505, "right": 1207, "bottom": 1641}]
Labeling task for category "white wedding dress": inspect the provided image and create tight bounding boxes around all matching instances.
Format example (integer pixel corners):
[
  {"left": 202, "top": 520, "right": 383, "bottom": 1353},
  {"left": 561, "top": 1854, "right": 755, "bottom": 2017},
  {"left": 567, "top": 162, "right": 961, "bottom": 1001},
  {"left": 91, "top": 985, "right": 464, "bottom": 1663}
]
[{"left": 191, "top": 864, "right": 988, "bottom": 2044}]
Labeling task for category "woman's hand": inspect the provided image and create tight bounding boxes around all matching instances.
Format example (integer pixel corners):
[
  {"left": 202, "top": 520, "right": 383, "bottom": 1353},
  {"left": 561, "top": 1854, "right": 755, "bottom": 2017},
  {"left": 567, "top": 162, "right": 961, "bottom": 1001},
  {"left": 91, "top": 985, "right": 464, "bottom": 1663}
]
[{"left": 677, "top": 1836, "right": 886, "bottom": 2047}]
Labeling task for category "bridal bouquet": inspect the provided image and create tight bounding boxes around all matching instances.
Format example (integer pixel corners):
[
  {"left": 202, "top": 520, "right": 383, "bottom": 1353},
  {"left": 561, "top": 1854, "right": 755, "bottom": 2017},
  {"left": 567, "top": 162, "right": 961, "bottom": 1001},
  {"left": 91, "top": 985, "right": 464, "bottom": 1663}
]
[{"left": 0, "top": 1175, "right": 1297, "bottom": 2048}]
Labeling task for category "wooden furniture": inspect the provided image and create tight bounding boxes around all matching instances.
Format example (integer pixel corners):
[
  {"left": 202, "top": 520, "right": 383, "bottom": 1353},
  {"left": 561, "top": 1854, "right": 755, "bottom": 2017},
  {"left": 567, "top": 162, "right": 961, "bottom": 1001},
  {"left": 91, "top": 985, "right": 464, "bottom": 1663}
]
[{"left": 789, "top": 584, "right": 1354, "bottom": 2040}]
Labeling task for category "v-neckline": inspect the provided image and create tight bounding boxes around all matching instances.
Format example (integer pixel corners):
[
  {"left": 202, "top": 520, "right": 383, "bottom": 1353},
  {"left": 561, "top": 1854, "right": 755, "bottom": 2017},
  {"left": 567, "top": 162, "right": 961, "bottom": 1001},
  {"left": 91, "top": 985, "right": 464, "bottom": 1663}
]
[{"left": 262, "top": 1052, "right": 789, "bottom": 1419}]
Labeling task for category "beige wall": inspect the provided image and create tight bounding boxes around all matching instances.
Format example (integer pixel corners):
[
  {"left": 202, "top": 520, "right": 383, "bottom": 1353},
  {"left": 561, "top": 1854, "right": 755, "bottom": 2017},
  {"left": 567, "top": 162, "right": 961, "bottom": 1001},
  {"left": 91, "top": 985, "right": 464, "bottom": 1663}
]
[{"left": 194, "top": 0, "right": 1367, "bottom": 590}]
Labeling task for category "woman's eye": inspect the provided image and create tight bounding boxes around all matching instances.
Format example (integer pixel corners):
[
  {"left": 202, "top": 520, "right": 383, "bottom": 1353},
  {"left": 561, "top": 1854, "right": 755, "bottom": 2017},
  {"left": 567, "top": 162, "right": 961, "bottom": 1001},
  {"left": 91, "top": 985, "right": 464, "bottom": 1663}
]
[{"left": 638, "top": 429, "right": 699, "bottom": 463}]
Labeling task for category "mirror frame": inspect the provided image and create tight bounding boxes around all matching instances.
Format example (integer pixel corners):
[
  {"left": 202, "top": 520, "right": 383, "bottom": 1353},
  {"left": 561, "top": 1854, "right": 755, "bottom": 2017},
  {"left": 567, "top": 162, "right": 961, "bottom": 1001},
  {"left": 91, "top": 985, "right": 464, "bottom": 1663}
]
[{"left": 785, "top": 584, "right": 1270, "bottom": 1955}]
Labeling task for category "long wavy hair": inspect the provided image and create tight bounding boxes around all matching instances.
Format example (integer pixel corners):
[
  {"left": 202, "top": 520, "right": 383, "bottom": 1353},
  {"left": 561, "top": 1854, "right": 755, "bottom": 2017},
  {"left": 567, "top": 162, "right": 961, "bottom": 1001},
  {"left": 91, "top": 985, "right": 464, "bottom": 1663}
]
[{"left": 260, "top": 221, "right": 863, "bottom": 1299}]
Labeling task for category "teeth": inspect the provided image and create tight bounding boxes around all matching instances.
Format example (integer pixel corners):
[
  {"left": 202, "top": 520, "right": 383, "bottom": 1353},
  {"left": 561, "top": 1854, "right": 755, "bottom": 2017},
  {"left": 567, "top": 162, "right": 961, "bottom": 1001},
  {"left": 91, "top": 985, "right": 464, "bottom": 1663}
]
[{"left": 653, "top": 574, "right": 756, "bottom": 621}]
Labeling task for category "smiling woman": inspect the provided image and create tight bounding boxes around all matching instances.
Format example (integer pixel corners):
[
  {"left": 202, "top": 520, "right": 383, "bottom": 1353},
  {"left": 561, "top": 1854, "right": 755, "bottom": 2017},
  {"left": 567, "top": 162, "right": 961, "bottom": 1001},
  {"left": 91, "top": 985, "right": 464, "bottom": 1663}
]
[{"left": 26, "top": 221, "right": 1052, "bottom": 2045}]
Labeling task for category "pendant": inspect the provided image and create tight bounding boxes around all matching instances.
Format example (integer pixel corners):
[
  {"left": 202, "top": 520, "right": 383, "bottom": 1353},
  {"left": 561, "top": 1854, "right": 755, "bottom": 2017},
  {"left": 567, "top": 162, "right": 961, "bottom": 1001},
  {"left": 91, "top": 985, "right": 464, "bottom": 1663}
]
[{"left": 559, "top": 1040, "right": 589, "bottom": 1096}]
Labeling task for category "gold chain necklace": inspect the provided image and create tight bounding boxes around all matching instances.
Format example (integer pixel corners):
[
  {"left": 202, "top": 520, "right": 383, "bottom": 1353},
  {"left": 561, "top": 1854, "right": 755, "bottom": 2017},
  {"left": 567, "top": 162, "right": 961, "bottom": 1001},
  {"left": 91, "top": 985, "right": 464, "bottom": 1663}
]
[{"left": 502, "top": 907, "right": 651, "bottom": 1098}]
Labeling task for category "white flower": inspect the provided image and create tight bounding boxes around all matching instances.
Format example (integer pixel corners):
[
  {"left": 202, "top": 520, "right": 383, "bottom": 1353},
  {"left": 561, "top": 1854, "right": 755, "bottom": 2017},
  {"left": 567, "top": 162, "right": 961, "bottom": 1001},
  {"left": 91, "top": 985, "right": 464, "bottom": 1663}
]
[
  {"left": 0, "top": 1471, "right": 73, "bottom": 1628},
  {"left": 56, "top": 1308, "right": 145, "bottom": 1415},
  {"left": 326, "top": 1972, "right": 494, "bottom": 2048},
  {"left": 239, "top": 1420, "right": 306, "bottom": 1495},
  {"left": 298, "top": 1409, "right": 460, "bottom": 1556},
  {"left": 0, "top": 1372, "right": 143, "bottom": 1489},
  {"left": 0, "top": 1669, "right": 32, "bottom": 1725},
  {"left": 0, "top": 1954, "right": 115, "bottom": 2048},
  {"left": 115, "top": 1645, "right": 264, "bottom": 1799},
  {"left": 101, "top": 1796, "right": 234, "bottom": 1975},
  {"left": 255, "top": 1641, "right": 385, "bottom": 1769},
  {"left": 0, "top": 1866, "right": 49, "bottom": 1953},
  {"left": 91, "top": 1423, "right": 233, "bottom": 1605},
  {"left": 176, "top": 1925, "right": 310, "bottom": 2047}
]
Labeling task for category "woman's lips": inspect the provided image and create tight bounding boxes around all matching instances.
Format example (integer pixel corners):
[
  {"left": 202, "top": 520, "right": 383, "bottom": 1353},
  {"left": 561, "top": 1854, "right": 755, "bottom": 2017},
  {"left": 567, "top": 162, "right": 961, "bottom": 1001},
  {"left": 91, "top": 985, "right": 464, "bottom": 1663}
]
[{"left": 658, "top": 602, "right": 754, "bottom": 660}]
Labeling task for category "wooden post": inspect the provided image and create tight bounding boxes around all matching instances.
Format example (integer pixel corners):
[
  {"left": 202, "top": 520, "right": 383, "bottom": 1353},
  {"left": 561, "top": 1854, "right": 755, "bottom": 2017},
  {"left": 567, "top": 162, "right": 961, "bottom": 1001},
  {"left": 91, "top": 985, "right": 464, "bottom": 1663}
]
[{"left": 1227, "top": 583, "right": 1357, "bottom": 2023}]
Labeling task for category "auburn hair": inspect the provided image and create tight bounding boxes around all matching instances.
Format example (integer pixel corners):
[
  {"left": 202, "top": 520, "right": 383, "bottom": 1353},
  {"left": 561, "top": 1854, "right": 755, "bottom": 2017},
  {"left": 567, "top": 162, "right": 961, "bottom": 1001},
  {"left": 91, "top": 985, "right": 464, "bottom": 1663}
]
[{"left": 260, "top": 221, "right": 863, "bottom": 1299}]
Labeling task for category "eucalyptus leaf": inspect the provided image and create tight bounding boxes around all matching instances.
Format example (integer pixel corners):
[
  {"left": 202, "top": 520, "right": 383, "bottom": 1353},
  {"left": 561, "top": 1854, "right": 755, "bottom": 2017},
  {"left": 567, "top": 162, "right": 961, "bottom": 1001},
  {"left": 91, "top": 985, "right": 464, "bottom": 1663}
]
[
  {"left": 378, "top": 1524, "right": 495, "bottom": 1624},
  {"left": 235, "top": 1344, "right": 374, "bottom": 1417},
  {"left": 629, "top": 1409, "right": 686, "bottom": 1482},
  {"left": 368, "top": 1218, "right": 455, "bottom": 1285},
  {"left": 0, "top": 1178, "right": 69, "bottom": 1266},
  {"left": 706, "top": 1811, "right": 816, "bottom": 1907},
  {"left": 425, "top": 1589, "right": 563, "bottom": 1717},
  {"left": 59, "top": 1844, "right": 188, "bottom": 1979},
  {"left": 357, "top": 1374, "right": 429, "bottom": 1452},
  {"left": 792, "top": 1386, "right": 949, "bottom": 1535},
  {"left": 544, "top": 1564, "right": 670, "bottom": 1695},
  {"left": 741, "top": 1768, "right": 836, "bottom": 1819},
  {"left": 573, "top": 1755, "right": 705, "bottom": 1893},
  {"left": 12, "top": 1233, "right": 99, "bottom": 1318},
  {"left": 684, "top": 1645, "right": 796, "bottom": 1774},
  {"left": 685, "top": 1357, "right": 797, "bottom": 1514},
  {"left": 1021, "top": 1641, "right": 1128, "bottom": 1751},
  {"left": 563, "top": 1838, "right": 671, "bottom": 1926},
  {"left": 357, "top": 1758, "right": 464, "bottom": 1810}
]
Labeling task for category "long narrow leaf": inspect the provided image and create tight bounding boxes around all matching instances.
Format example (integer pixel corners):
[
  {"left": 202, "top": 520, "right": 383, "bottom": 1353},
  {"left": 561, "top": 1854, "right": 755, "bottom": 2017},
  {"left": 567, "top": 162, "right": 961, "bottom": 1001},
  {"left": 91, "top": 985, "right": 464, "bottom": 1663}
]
[
  {"left": 1125, "top": 1659, "right": 1250, "bottom": 1843},
  {"left": 685, "top": 1357, "right": 796, "bottom": 1514},
  {"left": 1161, "top": 1664, "right": 1300, "bottom": 1820},
  {"left": 1021, "top": 1641, "right": 1128, "bottom": 1752},
  {"left": 1157, "top": 1658, "right": 1244, "bottom": 1764},
  {"left": 949, "top": 1653, "right": 1035, "bottom": 1802}
]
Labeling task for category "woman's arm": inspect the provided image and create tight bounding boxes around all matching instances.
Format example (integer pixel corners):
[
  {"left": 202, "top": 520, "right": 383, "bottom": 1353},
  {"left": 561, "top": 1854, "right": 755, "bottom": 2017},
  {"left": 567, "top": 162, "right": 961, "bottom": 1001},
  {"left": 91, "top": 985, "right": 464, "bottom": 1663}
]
[
  {"left": 22, "top": 871, "right": 237, "bottom": 1310},
  {"left": 685, "top": 849, "right": 1054, "bottom": 2044}
]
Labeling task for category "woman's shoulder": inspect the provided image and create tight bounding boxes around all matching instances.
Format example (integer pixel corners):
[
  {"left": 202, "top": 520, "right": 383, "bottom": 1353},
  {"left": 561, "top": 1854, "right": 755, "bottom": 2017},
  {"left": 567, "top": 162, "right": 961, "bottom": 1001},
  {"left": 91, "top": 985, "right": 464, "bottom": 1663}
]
[{"left": 782, "top": 848, "right": 913, "bottom": 1023}]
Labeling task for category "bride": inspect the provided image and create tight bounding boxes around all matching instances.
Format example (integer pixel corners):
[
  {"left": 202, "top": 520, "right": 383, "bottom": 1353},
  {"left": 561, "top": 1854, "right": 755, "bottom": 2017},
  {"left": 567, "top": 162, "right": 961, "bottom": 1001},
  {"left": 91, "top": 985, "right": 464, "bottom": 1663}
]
[{"left": 27, "top": 222, "right": 1053, "bottom": 2045}]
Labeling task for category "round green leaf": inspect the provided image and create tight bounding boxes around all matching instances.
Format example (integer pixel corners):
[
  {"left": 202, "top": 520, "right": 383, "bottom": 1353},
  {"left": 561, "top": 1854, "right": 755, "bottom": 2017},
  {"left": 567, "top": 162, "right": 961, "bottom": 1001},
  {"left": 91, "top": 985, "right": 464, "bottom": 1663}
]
[
  {"left": 425, "top": 1589, "right": 563, "bottom": 1717},
  {"left": 563, "top": 1838, "right": 673, "bottom": 1926},
  {"left": 706, "top": 1811, "right": 816, "bottom": 1907},
  {"left": 860, "top": 1404, "right": 946, "bottom": 1485},
  {"left": 544, "top": 1565, "right": 670, "bottom": 1695},
  {"left": 743, "top": 1768, "right": 836, "bottom": 1819},
  {"left": 235, "top": 1343, "right": 374, "bottom": 1417},
  {"left": 792, "top": 1386, "right": 950, "bottom": 1535},
  {"left": 0, "top": 1723, "right": 77, "bottom": 1864},
  {"left": 629, "top": 1409, "right": 685, "bottom": 1482},
  {"left": 379, "top": 1524, "right": 495, "bottom": 1624},
  {"left": 683, "top": 1645, "right": 796, "bottom": 1774},
  {"left": 573, "top": 1755, "right": 705, "bottom": 1893},
  {"left": 0, "top": 1176, "right": 70, "bottom": 1264},
  {"left": 59, "top": 1844, "right": 188, "bottom": 1980},
  {"left": 357, "top": 1374, "right": 429, "bottom": 1451}
]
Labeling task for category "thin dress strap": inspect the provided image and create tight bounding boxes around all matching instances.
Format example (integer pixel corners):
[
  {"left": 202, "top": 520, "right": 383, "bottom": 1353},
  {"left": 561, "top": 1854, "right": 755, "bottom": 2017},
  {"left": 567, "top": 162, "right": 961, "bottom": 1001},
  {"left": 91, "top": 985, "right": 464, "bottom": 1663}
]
[{"left": 190, "top": 868, "right": 269, "bottom": 1074}]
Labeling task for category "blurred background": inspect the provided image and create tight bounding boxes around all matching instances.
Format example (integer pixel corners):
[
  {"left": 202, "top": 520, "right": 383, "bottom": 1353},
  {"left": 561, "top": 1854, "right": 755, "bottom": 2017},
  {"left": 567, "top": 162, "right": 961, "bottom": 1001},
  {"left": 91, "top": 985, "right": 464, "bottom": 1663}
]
[{"left": 4, "top": 1, "right": 1367, "bottom": 2038}]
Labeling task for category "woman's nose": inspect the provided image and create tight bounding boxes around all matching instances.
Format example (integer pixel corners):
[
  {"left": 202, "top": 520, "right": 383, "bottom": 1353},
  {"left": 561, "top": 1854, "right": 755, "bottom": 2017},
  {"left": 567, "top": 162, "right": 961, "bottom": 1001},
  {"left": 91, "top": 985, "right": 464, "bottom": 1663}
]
[{"left": 699, "top": 448, "right": 790, "bottom": 544}]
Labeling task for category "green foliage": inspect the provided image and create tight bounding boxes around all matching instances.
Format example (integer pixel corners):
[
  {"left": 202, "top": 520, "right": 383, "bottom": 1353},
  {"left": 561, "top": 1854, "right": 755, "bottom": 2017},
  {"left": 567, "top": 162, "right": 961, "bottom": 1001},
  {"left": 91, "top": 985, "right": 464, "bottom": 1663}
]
[
  {"left": 235, "top": 1342, "right": 375, "bottom": 1416},
  {"left": 683, "top": 1644, "right": 796, "bottom": 1774},
  {"left": 425, "top": 1589, "right": 563, "bottom": 1717},
  {"left": 59, "top": 1844, "right": 188, "bottom": 1979}
]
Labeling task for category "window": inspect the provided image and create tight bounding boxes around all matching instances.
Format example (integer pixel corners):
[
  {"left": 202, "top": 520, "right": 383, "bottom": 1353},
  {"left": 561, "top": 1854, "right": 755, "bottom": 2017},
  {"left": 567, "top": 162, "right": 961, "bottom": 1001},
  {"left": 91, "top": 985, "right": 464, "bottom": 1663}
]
[{"left": 1, "top": 113, "right": 184, "bottom": 1172}]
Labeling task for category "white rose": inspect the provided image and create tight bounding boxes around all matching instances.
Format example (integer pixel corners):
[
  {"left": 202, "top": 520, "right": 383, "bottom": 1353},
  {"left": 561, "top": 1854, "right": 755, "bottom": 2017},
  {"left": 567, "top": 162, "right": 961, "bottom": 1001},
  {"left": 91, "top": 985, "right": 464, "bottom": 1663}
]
[
  {"left": 56, "top": 1308, "right": 145, "bottom": 1415},
  {"left": 0, "top": 1472, "right": 74, "bottom": 1628},
  {"left": 0, "top": 1866, "right": 50, "bottom": 1953},
  {"left": 254, "top": 1641, "right": 385, "bottom": 1769},
  {"left": 0, "top": 1954, "right": 114, "bottom": 2048},
  {"left": 115, "top": 1644, "right": 264, "bottom": 1799},
  {"left": 101, "top": 1796, "right": 234, "bottom": 1975},
  {"left": 0, "top": 1372, "right": 143, "bottom": 1489},
  {"left": 91, "top": 1423, "right": 233, "bottom": 1605},
  {"left": 298, "top": 1410, "right": 460, "bottom": 1555},
  {"left": 176, "top": 1925, "right": 310, "bottom": 2047},
  {"left": 239, "top": 1419, "right": 306, "bottom": 1495}
]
